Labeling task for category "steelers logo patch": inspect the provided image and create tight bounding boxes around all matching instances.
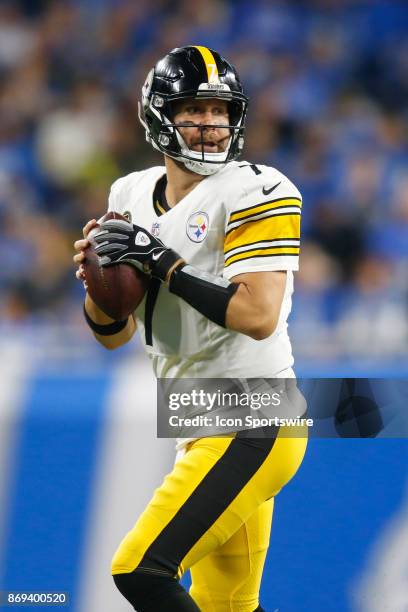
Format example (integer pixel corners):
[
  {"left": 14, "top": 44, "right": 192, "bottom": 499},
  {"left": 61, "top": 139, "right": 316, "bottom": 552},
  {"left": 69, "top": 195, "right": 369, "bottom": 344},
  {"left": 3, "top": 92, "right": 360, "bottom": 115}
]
[{"left": 186, "top": 212, "right": 209, "bottom": 243}]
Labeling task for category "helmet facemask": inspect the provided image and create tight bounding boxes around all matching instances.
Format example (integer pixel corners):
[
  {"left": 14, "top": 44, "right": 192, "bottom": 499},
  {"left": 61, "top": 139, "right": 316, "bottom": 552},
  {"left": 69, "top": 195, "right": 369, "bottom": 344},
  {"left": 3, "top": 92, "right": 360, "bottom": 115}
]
[
  {"left": 139, "top": 85, "right": 248, "bottom": 176},
  {"left": 168, "top": 101, "right": 242, "bottom": 175}
]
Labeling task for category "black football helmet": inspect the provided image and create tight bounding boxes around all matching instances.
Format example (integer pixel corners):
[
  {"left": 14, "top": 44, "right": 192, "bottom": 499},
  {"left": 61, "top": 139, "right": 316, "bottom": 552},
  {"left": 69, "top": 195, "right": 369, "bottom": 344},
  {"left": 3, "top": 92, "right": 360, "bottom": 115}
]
[{"left": 138, "top": 45, "right": 249, "bottom": 175}]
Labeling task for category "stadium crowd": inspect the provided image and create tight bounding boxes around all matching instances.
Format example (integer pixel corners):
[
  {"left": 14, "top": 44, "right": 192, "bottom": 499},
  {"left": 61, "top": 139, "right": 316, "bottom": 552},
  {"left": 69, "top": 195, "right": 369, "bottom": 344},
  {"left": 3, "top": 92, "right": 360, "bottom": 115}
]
[{"left": 1, "top": 0, "right": 407, "bottom": 365}]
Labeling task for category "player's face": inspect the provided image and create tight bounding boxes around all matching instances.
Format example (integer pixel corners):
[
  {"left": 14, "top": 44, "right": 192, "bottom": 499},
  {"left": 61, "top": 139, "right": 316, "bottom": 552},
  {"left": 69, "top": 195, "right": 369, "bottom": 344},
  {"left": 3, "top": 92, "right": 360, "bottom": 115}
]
[{"left": 172, "top": 98, "right": 230, "bottom": 153}]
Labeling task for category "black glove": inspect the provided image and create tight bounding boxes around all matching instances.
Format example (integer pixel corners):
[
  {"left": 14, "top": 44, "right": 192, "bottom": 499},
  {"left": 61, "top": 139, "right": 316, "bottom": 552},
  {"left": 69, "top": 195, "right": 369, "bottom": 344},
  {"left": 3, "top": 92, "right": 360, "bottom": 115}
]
[{"left": 92, "top": 218, "right": 184, "bottom": 281}]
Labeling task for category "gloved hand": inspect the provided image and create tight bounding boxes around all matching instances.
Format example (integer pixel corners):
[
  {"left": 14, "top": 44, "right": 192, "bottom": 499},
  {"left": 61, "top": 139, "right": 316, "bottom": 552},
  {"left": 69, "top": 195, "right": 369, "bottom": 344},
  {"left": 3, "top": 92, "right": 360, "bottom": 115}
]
[{"left": 92, "top": 218, "right": 184, "bottom": 282}]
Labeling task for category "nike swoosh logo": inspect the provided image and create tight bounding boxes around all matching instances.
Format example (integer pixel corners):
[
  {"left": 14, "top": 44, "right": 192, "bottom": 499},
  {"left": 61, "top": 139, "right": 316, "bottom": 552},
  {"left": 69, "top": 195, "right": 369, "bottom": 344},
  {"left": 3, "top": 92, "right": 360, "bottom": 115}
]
[
  {"left": 262, "top": 181, "right": 281, "bottom": 196},
  {"left": 152, "top": 251, "right": 162, "bottom": 261}
]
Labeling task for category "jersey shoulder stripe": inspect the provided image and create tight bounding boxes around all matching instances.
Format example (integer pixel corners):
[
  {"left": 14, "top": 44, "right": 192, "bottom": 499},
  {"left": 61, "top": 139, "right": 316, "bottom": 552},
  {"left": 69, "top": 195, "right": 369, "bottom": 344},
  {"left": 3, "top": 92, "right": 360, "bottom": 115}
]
[
  {"left": 225, "top": 250, "right": 299, "bottom": 268},
  {"left": 224, "top": 213, "right": 301, "bottom": 270},
  {"left": 228, "top": 196, "right": 302, "bottom": 225},
  {"left": 226, "top": 208, "right": 301, "bottom": 238},
  {"left": 227, "top": 208, "right": 301, "bottom": 235},
  {"left": 224, "top": 237, "right": 300, "bottom": 256},
  {"left": 224, "top": 239, "right": 300, "bottom": 266}
]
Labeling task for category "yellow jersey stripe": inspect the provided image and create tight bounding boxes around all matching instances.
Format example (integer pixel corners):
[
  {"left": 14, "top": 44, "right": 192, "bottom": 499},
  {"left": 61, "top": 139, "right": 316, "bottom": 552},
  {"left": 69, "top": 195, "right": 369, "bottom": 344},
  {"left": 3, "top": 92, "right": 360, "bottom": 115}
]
[
  {"left": 224, "top": 237, "right": 300, "bottom": 256},
  {"left": 226, "top": 212, "right": 301, "bottom": 237},
  {"left": 224, "top": 214, "right": 301, "bottom": 251},
  {"left": 194, "top": 45, "right": 219, "bottom": 83},
  {"left": 229, "top": 199, "right": 302, "bottom": 224},
  {"left": 229, "top": 197, "right": 302, "bottom": 223},
  {"left": 225, "top": 249, "right": 300, "bottom": 267}
]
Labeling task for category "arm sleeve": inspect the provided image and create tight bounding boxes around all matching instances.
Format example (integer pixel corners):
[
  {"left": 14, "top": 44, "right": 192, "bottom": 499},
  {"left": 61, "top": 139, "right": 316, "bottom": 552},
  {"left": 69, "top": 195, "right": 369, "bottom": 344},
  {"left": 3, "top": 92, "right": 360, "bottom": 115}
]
[{"left": 223, "top": 171, "right": 302, "bottom": 280}]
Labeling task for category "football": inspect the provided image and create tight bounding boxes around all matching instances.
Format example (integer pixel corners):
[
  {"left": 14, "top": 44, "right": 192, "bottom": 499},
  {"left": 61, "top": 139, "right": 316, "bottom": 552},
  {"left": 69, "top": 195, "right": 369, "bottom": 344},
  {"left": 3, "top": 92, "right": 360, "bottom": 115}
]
[{"left": 84, "top": 211, "right": 149, "bottom": 321}]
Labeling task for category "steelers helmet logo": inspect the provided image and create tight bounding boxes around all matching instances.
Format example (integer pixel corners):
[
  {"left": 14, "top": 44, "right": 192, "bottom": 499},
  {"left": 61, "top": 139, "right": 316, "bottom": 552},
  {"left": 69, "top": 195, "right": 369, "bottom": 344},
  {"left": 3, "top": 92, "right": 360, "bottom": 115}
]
[
  {"left": 186, "top": 212, "right": 209, "bottom": 243},
  {"left": 142, "top": 68, "right": 154, "bottom": 107}
]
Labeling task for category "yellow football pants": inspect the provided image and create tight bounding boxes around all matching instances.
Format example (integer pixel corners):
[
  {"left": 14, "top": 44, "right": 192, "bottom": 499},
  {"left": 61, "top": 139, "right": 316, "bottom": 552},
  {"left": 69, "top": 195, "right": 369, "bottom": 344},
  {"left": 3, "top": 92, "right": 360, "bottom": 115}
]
[{"left": 112, "top": 426, "right": 307, "bottom": 612}]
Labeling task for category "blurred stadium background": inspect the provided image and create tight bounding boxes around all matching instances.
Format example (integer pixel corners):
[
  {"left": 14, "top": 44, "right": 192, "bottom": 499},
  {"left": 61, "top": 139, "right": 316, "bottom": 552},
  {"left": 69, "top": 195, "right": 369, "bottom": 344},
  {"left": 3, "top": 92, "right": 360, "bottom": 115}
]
[{"left": 0, "top": 1, "right": 408, "bottom": 611}]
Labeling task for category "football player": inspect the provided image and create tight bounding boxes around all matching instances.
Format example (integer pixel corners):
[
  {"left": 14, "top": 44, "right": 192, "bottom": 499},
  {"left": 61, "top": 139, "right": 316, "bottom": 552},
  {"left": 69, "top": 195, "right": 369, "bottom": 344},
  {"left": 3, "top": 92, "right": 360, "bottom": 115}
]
[{"left": 74, "top": 46, "right": 307, "bottom": 612}]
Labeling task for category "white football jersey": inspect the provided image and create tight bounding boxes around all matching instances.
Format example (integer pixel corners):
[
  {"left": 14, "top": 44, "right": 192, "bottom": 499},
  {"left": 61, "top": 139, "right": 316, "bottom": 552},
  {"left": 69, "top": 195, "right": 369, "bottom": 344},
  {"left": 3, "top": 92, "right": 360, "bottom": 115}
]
[{"left": 107, "top": 161, "right": 302, "bottom": 378}]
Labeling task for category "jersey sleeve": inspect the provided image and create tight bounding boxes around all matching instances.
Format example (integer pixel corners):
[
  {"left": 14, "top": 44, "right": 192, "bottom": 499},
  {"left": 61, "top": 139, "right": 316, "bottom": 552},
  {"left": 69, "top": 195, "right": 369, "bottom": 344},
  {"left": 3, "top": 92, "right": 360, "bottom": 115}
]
[
  {"left": 107, "top": 176, "right": 127, "bottom": 212},
  {"left": 107, "top": 167, "right": 165, "bottom": 215},
  {"left": 223, "top": 167, "right": 302, "bottom": 280}
]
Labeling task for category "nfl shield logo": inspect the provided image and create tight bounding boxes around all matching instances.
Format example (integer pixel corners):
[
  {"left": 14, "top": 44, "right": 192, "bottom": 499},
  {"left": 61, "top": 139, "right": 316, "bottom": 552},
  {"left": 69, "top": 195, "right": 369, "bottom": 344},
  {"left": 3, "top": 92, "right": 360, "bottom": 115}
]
[{"left": 151, "top": 222, "right": 161, "bottom": 237}]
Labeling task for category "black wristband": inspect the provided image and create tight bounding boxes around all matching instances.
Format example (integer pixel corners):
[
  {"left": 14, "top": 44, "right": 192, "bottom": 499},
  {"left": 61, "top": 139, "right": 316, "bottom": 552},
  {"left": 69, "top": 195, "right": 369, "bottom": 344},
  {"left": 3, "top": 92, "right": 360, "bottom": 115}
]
[
  {"left": 169, "top": 265, "right": 238, "bottom": 327},
  {"left": 83, "top": 304, "right": 128, "bottom": 336},
  {"left": 151, "top": 248, "right": 183, "bottom": 281}
]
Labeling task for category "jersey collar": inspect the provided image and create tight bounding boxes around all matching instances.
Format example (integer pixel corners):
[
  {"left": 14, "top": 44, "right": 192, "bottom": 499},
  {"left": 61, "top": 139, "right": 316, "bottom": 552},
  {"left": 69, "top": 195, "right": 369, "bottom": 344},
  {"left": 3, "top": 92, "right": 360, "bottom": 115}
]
[{"left": 153, "top": 174, "right": 171, "bottom": 217}]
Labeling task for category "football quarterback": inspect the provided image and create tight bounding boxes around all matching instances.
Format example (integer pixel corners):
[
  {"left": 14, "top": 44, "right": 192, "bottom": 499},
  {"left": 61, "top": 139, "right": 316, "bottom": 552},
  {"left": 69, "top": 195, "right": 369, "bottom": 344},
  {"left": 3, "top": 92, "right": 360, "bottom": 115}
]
[{"left": 74, "top": 45, "right": 307, "bottom": 612}]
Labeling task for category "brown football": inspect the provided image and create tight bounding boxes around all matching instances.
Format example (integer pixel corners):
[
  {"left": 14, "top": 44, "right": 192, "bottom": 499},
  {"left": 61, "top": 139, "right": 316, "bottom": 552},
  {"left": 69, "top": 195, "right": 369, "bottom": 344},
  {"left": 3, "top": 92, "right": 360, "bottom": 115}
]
[{"left": 83, "top": 211, "right": 149, "bottom": 321}]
